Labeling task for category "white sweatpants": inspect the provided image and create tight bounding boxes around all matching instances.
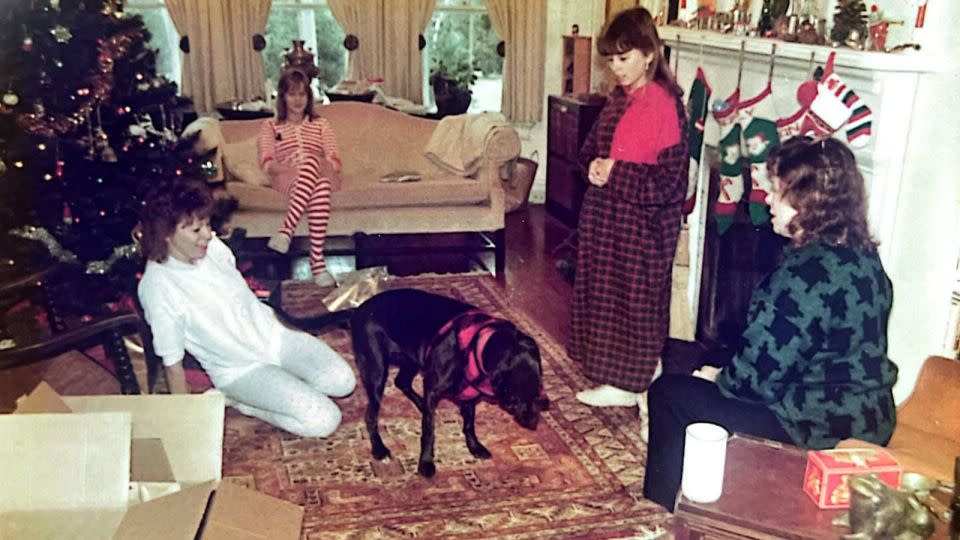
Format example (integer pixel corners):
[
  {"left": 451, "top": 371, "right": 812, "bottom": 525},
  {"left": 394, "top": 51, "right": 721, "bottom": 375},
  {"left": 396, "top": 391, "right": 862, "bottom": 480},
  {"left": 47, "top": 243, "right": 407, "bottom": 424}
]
[{"left": 220, "top": 330, "right": 355, "bottom": 437}]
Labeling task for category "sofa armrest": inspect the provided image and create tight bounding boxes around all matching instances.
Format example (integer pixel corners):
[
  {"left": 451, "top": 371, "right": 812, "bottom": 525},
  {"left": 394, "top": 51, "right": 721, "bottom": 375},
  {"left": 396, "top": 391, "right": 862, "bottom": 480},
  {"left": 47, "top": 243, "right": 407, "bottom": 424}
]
[{"left": 482, "top": 125, "right": 521, "bottom": 164}]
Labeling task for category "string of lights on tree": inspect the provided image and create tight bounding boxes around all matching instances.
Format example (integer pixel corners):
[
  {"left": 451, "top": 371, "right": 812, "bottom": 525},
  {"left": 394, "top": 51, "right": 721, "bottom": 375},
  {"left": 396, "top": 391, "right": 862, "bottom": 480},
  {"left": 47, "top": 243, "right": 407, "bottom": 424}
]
[{"left": 0, "top": 0, "right": 213, "bottom": 306}]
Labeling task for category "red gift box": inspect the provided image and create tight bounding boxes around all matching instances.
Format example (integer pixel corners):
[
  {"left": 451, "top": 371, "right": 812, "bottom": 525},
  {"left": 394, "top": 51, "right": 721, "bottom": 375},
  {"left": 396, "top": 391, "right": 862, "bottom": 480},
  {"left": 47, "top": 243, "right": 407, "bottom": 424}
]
[{"left": 802, "top": 448, "right": 902, "bottom": 509}]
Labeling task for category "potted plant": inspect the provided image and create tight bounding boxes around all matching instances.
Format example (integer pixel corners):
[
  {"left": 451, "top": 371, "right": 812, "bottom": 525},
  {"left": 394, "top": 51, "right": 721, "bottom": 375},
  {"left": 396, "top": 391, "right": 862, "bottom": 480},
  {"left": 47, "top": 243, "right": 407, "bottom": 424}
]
[{"left": 429, "top": 58, "right": 478, "bottom": 117}]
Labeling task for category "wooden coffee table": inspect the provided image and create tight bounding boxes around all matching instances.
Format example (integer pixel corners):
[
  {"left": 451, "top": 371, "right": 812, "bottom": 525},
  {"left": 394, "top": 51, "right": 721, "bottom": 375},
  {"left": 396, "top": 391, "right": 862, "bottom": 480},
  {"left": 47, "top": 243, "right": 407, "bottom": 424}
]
[{"left": 673, "top": 434, "right": 950, "bottom": 540}]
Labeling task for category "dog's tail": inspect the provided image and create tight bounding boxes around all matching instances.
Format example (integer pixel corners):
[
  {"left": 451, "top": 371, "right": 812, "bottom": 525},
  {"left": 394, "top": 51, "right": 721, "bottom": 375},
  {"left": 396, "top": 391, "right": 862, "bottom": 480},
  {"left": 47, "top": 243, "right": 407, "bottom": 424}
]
[{"left": 268, "top": 291, "right": 355, "bottom": 331}]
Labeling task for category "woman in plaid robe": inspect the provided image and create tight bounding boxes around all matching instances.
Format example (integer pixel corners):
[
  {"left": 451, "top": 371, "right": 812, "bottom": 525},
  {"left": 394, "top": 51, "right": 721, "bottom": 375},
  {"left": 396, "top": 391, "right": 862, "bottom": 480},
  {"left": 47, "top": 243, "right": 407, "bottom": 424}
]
[{"left": 571, "top": 7, "right": 689, "bottom": 408}]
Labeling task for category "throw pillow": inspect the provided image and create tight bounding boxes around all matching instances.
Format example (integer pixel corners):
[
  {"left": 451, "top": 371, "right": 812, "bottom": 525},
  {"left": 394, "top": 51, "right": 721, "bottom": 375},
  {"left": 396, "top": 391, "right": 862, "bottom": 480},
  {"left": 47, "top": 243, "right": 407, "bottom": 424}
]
[{"left": 223, "top": 139, "right": 269, "bottom": 186}]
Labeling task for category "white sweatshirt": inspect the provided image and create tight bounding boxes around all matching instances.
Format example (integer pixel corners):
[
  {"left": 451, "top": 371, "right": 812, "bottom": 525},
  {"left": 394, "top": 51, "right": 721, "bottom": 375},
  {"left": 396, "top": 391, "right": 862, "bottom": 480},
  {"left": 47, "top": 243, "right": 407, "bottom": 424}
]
[{"left": 138, "top": 236, "right": 282, "bottom": 387}]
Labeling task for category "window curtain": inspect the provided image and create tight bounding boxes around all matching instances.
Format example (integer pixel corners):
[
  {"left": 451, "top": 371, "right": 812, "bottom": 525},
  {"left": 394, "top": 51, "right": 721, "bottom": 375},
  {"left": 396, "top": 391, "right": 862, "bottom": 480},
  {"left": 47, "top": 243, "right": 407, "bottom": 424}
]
[
  {"left": 166, "top": 0, "right": 272, "bottom": 112},
  {"left": 328, "top": 0, "right": 386, "bottom": 84},
  {"left": 226, "top": 0, "right": 272, "bottom": 103},
  {"left": 382, "top": 0, "right": 434, "bottom": 102},
  {"left": 484, "top": 0, "right": 547, "bottom": 123}
]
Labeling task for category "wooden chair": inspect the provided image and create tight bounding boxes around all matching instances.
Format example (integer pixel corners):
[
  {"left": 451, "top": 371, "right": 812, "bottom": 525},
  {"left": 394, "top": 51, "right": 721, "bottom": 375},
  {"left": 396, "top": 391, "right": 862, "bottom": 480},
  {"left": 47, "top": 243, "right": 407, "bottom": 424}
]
[
  {"left": 0, "top": 263, "right": 147, "bottom": 394},
  {"left": 839, "top": 355, "right": 960, "bottom": 482}
]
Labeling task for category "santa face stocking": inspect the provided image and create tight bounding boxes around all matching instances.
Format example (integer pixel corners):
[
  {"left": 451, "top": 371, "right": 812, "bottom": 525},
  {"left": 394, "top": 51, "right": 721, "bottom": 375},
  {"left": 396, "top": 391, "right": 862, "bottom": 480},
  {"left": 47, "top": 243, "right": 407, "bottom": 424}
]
[
  {"left": 737, "top": 85, "right": 780, "bottom": 226},
  {"left": 712, "top": 89, "right": 742, "bottom": 236},
  {"left": 684, "top": 68, "right": 712, "bottom": 215}
]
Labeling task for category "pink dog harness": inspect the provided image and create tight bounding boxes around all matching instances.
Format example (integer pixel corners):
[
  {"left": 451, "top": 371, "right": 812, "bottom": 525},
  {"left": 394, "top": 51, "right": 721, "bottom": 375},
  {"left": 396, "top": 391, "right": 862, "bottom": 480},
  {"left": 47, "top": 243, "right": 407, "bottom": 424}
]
[{"left": 427, "top": 309, "right": 511, "bottom": 402}]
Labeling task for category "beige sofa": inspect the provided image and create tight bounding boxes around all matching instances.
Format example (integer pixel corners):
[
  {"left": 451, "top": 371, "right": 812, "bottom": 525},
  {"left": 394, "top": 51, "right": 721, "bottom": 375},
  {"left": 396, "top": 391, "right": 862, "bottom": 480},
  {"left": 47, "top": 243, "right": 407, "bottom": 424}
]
[{"left": 212, "top": 102, "right": 520, "bottom": 274}]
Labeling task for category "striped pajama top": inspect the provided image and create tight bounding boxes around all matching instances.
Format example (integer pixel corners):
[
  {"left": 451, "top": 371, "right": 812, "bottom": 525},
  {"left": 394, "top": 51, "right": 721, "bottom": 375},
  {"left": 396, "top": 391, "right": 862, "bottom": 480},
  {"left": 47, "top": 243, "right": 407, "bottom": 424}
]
[{"left": 257, "top": 117, "right": 340, "bottom": 170}]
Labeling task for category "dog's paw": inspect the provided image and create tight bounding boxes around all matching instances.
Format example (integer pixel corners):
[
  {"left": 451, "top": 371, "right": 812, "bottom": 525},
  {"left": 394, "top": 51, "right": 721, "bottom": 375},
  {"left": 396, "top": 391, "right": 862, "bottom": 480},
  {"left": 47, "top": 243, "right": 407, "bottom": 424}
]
[
  {"left": 417, "top": 461, "right": 436, "bottom": 478},
  {"left": 371, "top": 445, "right": 392, "bottom": 461},
  {"left": 468, "top": 443, "right": 492, "bottom": 460}
]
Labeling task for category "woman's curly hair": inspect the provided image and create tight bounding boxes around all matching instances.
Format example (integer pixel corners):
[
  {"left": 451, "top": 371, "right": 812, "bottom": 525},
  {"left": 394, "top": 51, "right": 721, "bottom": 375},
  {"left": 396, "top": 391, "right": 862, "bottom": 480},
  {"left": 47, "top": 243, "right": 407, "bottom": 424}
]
[
  {"left": 767, "top": 136, "right": 876, "bottom": 252},
  {"left": 139, "top": 179, "right": 215, "bottom": 262}
]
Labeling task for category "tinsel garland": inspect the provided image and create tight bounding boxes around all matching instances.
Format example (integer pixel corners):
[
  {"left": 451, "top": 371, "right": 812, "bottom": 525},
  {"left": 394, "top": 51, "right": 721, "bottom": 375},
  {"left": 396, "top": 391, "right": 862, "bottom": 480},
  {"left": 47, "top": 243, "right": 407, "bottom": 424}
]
[
  {"left": 16, "top": 29, "right": 141, "bottom": 138},
  {"left": 10, "top": 225, "right": 140, "bottom": 274}
]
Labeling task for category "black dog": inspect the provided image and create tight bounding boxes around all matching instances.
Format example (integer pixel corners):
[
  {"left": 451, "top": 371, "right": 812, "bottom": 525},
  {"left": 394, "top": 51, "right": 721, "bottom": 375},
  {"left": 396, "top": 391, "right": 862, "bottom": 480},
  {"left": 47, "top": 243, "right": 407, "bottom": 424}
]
[{"left": 351, "top": 288, "right": 548, "bottom": 478}]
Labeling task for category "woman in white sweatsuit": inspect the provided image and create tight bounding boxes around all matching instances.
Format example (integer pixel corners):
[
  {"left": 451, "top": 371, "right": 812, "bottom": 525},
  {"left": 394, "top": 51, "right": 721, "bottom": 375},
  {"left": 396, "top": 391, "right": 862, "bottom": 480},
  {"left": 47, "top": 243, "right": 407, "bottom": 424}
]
[{"left": 137, "top": 179, "right": 355, "bottom": 437}]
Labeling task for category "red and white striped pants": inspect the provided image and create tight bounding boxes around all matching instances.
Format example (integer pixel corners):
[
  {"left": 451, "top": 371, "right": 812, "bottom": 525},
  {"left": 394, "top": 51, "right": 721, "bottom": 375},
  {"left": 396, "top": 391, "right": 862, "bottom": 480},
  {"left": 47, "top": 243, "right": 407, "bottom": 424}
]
[{"left": 274, "top": 155, "right": 331, "bottom": 275}]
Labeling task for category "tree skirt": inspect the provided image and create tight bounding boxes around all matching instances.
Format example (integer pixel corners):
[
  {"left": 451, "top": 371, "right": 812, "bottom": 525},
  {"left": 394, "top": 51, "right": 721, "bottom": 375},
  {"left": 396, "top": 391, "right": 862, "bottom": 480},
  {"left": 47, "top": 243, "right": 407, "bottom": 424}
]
[{"left": 222, "top": 273, "right": 667, "bottom": 539}]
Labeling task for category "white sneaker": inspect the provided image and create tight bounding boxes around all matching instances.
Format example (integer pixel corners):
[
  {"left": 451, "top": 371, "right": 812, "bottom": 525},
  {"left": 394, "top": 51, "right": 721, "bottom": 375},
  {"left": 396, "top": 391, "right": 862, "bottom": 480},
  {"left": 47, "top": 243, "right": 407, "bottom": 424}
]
[
  {"left": 267, "top": 233, "right": 291, "bottom": 254},
  {"left": 575, "top": 384, "right": 641, "bottom": 407},
  {"left": 314, "top": 270, "right": 337, "bottom": 287}
]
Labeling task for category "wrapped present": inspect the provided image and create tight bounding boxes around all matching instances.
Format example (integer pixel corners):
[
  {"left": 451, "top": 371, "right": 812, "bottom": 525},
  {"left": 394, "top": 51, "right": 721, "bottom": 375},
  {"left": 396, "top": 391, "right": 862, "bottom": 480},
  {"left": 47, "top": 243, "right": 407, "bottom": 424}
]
[
  {"left": 322, "top": 266, "right": 389, "bottom": 312},
  {"left": 803, "top": 448, "right": 902, "bottom": 509}
]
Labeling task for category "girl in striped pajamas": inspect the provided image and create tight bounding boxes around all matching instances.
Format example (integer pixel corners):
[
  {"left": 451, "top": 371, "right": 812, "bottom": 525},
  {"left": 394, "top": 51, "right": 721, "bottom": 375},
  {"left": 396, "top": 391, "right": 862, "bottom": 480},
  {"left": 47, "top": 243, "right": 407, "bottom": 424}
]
[{"left": 258, "top": 69, "right": 342, "bottom": 287}]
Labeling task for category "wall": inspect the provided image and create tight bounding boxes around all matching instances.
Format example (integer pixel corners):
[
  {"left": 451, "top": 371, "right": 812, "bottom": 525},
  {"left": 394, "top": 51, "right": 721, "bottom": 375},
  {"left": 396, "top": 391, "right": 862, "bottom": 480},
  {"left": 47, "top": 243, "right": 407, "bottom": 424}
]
[
  {"left": 883, "top": 0, "right": 960, "bottom": 402},
  {"left": 519, "top": 1, "right": 605, "bottom": 203}
]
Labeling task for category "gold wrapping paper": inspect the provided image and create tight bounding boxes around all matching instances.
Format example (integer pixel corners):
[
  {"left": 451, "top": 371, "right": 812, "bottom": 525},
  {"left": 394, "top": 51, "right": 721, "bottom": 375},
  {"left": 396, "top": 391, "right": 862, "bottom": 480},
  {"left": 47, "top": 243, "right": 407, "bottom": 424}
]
[{"left": 322, "top": 266, "right": 390, "bottom": 312}]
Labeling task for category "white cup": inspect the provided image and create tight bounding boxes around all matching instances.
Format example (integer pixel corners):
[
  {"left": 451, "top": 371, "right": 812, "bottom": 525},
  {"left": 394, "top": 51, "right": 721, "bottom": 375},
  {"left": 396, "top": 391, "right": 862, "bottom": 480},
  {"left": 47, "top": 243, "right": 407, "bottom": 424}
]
[{"left": 680, "top": 422, "right": 730, "bottom": 504}]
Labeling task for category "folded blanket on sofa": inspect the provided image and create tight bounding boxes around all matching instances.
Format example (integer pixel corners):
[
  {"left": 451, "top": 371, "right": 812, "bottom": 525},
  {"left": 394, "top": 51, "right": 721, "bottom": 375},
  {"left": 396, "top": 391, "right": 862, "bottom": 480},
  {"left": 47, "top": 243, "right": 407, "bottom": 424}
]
[{"left": 424, "top": 112, "right": 510, "bottom": 177}]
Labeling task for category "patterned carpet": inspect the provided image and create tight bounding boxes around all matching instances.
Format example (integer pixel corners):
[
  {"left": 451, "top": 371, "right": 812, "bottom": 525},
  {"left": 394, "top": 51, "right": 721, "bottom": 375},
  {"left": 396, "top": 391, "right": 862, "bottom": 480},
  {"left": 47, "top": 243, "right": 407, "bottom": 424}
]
[{"left": 221, "top": 273, "right": 669, "bottom": 539}]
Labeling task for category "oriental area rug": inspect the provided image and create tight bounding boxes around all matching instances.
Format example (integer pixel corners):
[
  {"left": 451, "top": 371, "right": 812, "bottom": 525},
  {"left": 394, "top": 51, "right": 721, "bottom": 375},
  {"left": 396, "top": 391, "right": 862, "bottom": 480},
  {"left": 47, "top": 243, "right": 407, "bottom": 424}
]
[{"left": 221, "top": 273, "right": 669, "bottom": 539}]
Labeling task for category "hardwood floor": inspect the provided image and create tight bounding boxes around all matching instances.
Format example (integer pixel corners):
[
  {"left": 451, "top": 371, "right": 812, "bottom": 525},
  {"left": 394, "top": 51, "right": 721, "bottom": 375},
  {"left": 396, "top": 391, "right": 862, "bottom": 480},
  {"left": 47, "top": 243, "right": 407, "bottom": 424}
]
[{"left": 0, "top": 205, "right": 578, "bottom": 410}]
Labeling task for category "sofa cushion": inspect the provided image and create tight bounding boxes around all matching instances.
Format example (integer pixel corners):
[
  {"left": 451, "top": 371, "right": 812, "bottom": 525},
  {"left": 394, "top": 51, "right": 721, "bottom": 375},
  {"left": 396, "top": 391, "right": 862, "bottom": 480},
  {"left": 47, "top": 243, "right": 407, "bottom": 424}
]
[
  {"left": 223, "top": 139, "right": 269, "bottom": 186},
  {"left": 228, "top": 173, "right": 489, "bottom": 212}
]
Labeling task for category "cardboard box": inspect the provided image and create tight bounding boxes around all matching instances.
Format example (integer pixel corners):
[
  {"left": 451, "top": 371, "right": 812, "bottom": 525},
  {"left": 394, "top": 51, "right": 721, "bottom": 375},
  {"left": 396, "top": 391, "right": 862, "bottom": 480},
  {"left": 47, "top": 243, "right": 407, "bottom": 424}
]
[
  {"left": 0, "top": 382, "right": 303, "bottom": 539},
  {"left": 803, "top": 448, "right": 902, "bottom": 509}
]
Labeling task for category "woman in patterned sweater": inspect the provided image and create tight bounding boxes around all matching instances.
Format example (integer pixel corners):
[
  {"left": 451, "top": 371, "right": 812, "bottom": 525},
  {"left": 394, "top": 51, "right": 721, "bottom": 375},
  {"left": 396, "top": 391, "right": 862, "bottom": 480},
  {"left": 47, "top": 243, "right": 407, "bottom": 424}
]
[
  {"left": 258, "top": 69, "right": 342, "bottom": 287},
  {"left": 571, "top": 7, "right": 689, "bottom": 409},
  {"left": 642, "top": 136, "right": 898, "bottom": 512}
]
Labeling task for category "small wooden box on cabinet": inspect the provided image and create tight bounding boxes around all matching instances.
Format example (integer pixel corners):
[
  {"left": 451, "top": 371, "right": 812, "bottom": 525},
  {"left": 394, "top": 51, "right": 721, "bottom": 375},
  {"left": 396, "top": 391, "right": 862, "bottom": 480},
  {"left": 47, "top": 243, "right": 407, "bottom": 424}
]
[{"left": 562, "top": 36, "right": 592, "bottom": 96}]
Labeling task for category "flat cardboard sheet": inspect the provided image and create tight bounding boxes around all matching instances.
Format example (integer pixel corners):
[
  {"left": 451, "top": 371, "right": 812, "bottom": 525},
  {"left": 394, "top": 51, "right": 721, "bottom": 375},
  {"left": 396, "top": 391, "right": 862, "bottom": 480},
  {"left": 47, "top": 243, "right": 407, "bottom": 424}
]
[
  {"left": 0, "top": 384, "right": 301, "bottom": 539},
  {"left": 62, "top": 392, "right": 224, "bottom": 484},
  {"left": 0, "top": 412, "right": 131, "bottom": 511},
  {"left": 202, "top": 482, "right": 304, "bottom": 540}
]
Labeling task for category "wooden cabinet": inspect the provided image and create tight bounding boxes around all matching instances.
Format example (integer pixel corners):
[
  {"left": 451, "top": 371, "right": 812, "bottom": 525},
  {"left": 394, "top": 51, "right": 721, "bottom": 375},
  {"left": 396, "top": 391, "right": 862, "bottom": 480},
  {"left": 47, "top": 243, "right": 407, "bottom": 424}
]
[
  {"left": 561, "top": 36, "right": 592, "bottom": 96},
  {"left": 546, "top": 95, "right": 604, "bottom": 226}
]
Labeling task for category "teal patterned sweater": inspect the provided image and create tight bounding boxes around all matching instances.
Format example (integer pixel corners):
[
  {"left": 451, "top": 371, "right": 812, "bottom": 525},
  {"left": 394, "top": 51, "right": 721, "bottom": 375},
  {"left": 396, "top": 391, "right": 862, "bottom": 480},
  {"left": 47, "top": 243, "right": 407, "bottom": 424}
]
[{"left": 716, "top": 240, "right": 898, "bottom": 450}]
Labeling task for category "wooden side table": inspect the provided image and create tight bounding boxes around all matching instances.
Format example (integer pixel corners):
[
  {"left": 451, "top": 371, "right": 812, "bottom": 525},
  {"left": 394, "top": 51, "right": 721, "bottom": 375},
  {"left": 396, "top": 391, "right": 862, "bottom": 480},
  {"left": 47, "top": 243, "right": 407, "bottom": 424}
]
[{"left": 674, "top": 435, "right": 950, "bottom": 539}]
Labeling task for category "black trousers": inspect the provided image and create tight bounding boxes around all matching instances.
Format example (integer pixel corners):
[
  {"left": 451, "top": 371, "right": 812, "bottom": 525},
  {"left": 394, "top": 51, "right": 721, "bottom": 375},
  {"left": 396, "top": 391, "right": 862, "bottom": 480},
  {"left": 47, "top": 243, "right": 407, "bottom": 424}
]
[{"left": 641, "top": 374, "right": 794, "bottom": 511}]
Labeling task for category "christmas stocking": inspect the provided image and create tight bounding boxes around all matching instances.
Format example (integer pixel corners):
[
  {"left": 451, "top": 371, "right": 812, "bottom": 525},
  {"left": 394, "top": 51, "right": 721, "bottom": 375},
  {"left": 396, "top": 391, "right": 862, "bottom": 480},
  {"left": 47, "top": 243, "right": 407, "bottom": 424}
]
[
  {"left": 737, "top": 85, "right": 780, "bottom": 226},
  {"left": 799, "top": 52, "right": 874, "bottom": 147},
  {"left": 712, "top": 89, "right": 742, "bottom": 235},
  {"left": 817, "top": 52, "right": 873, "bottom": 147},
  {"left": 683, "top": 68, "right": 711, "bottom": 215}
]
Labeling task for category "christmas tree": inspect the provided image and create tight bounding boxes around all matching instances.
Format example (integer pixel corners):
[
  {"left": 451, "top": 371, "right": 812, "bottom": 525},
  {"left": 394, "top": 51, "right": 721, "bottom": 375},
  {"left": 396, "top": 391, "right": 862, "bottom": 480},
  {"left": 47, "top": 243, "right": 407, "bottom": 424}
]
[
  {"left": 0, "top": 0, "right": 215, "bottom": 310},
  {"left": 830, "top": 0, "right": 869, "bottom": 44}
]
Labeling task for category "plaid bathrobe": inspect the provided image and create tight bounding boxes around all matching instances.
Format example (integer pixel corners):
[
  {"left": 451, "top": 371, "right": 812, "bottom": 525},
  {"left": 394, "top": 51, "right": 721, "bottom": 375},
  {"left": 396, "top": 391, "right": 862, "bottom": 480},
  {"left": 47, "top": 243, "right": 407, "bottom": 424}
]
[{"left": 570, "top": 87, "right": 689, "bottom": 393}]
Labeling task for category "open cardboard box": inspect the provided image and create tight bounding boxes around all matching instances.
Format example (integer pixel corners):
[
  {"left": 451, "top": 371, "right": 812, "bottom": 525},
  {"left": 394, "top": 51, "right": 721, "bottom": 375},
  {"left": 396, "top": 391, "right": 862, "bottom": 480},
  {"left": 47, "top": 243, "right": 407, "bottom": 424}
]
[{"left": 0, "top": 382, "right": 303, "bottom": 539}]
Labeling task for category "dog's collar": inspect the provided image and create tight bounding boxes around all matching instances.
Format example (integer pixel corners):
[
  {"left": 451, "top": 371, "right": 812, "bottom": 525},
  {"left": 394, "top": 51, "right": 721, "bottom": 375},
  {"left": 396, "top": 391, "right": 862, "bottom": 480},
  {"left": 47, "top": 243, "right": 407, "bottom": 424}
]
[{"left": 430, "top": 309, "right": 510, "bottom": 401}]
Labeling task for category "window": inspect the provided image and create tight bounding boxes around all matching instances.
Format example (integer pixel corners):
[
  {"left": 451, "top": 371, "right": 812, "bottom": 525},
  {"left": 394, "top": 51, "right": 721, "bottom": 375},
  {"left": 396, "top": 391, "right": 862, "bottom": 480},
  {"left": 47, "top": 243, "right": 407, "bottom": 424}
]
[
  {"left": 426, "top": 0, "right": 502, "bottom": 113},
  {"left": 124, "top": 0, "right": 181, "bottom": 89},
  {"left": 266, "top": 1, "right": 346, "bottom": 93}
]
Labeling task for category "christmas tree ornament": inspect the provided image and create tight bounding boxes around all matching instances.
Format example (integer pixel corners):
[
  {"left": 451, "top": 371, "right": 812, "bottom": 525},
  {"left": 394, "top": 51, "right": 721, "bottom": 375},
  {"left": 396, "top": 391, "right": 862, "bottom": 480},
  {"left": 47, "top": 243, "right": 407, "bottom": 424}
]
[
  {"left": 50, "top": 0, "right": 61, "bottom": 10},
  {"left": 21, "top": 36, "right": 33, "bottom": 52},
  {"left": 50, "top": 24, "right": 73, "bottom": 43},
  {"left": 201, "top": 159, "right": 218, "bottom": 179},
  {"left": 2, "top": 91, "right": 18, "bottom": 107}
]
